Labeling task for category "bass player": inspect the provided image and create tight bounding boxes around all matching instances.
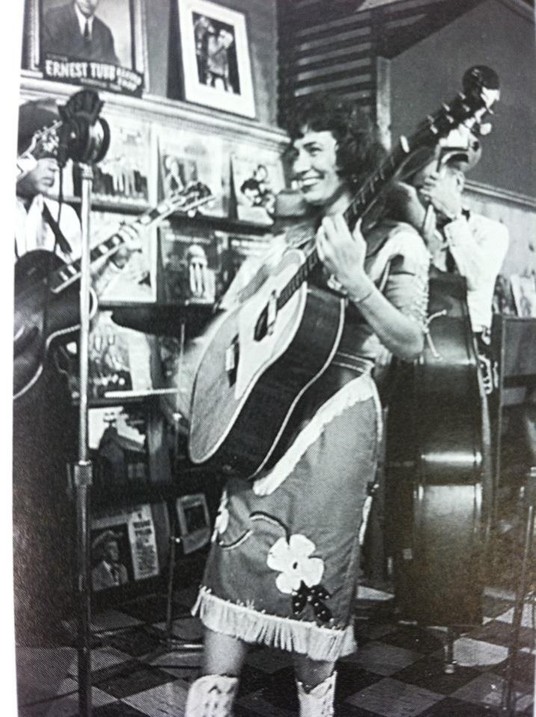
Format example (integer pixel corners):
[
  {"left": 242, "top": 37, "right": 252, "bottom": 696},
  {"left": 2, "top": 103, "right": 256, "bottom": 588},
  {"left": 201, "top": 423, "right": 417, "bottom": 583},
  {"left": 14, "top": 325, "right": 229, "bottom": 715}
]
[{"left": 388, "top": 133, "right": 509, "bottom": 394}]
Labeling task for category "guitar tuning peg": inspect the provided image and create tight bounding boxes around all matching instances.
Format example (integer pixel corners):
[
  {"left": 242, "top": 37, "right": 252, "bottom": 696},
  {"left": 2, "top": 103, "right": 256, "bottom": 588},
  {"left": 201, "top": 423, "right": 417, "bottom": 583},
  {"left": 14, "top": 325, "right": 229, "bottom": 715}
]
[{"left": 478, "top": 123, "right": 493, "bottom": 136}]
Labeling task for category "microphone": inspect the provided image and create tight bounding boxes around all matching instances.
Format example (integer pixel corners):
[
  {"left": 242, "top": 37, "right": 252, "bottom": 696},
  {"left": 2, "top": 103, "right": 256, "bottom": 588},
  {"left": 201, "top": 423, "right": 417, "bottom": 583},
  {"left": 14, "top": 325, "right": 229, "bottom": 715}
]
[{"left": 56, "top": 89, "right": 110, "bottom": 167}]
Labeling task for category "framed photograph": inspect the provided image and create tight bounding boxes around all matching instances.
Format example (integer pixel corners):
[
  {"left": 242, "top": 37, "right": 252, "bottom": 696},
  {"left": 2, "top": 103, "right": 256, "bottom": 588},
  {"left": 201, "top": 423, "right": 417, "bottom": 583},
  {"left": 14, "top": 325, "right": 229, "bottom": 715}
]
[
  {"left": 175, "top": 493, "right": 211, "bottom": 555},
  {"left": 159, "top": 222, "right": 226, "bottom": 305},
  {"left": 24, "top": 0, "right": 147, "bottom": 95},
  {"left": 157, "top": 127, "right": 228, "bottom": 218},
  {"left": 177, "top": 0, "right": 255, "bottom": 118},
  {"left": 91, "top": 504, "right": 160, "bottom": 591},
  {"left": 87, "top": 310, "right": 156, "bottom": 399},
  {"left": 231, "top": 149, "right": 285, "bottom": 225},
  {"left": 78, "top": 115, "right": 152, "bottom": 208},
  {"left": 90, "top": 522, "right": 133, "bottom": 592},
  {"left": 89, "top": 210, "right": 157, "bottom": 304},
  {"left": 511, "top": 274, "right": 536, "bottom": 318},
  {"left": 89, "top": 404, "right": 149, "bottom": 490}
]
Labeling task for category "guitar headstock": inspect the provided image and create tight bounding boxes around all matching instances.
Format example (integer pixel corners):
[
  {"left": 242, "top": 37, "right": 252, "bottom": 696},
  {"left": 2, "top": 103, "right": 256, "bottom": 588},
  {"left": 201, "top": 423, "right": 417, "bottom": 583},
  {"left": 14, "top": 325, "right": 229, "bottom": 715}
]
[
  {"left": 423, "top": 65, "right": 500, "bottom": 147},
  {"left": 396, "top": 66, "right": 500, "bottom": 180},
  {"left": 462, "top": 65, "right": 500, "bottom": 116}
]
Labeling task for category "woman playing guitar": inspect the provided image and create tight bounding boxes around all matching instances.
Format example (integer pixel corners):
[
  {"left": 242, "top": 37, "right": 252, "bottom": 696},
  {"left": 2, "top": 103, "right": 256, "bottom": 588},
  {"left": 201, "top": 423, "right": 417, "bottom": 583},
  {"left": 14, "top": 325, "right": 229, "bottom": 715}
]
[{"left": 183, "top": 94, "right": 430, "bottom": 717}]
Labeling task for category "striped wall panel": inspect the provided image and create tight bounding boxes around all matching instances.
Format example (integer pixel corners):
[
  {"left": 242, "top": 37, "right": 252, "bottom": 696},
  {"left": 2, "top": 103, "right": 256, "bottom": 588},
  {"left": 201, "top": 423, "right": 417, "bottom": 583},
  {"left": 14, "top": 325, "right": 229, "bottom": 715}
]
[{"left": 277, "top": 0, "right": 487, "bottom": 125}]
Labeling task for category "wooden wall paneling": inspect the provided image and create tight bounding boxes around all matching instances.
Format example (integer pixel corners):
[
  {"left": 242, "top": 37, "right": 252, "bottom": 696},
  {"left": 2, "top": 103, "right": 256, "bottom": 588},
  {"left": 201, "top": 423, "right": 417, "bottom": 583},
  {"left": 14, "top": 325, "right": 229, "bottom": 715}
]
[
  {"left": 277, "top": 0, "right": 493, "bottom": 127},
  {"left": 278, "top": 1, "right": 377, "bottom": 121}
]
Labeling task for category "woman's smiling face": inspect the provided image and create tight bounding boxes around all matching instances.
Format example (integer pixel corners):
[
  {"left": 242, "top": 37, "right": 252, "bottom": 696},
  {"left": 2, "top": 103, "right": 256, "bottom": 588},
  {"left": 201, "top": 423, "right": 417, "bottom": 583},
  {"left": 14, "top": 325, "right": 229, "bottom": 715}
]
[{"left": 290, "top": 129, "right": 348, "bottom": 210}]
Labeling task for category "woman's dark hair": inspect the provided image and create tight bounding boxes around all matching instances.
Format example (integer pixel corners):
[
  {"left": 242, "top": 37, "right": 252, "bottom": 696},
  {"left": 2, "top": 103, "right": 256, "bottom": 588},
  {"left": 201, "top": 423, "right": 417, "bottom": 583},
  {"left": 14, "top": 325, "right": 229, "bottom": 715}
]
[{"left": 285, "top": 93, "right": 387, "bottom": 188}]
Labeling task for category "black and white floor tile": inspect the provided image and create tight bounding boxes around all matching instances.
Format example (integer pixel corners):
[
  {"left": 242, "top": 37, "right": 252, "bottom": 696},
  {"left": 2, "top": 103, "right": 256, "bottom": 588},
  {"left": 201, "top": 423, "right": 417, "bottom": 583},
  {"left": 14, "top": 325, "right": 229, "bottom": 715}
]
[{"left": 16, "top": 583, "right": 535, "bottom": 716}]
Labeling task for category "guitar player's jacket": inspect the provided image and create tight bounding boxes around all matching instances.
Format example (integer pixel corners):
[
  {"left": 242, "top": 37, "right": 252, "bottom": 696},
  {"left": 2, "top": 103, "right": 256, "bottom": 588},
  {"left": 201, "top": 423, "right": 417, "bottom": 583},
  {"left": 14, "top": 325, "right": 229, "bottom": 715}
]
[
  {"left": 15, "top": 195, "right": 81, "bottom": 262},
  {"left": 437, "top": 211, "right": 509, "bottom": 334}
]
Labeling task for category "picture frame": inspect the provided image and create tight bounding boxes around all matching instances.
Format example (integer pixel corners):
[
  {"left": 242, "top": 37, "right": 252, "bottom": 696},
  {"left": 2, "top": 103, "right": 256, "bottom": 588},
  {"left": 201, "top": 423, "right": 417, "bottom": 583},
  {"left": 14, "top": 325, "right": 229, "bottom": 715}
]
[
  {"left": 89, "top": 211, "right": 157, "bottom": 304},
  {"left": 175, "top": 493, "right": 211, "bottom": 555},
  {"left": 87, "top": 310, "right": 156, "bottom": 399},
  {"left": 90, "top": 504, "right": 160, "bottom": 592},
  {"left": 24, "top": 0, "right": 148, "bottom": 96},
  {"left": 88, "top": 404, "right": 149, "bottom": 490},
  {"left": 511, "top": 274, "right": 536, "bottom": 318},
  {"left": 81, "top": 114, "right": 152, "bottom": 208},
  {"left": 90, "top": 522, "right": 133, "bottom": 592},
  {"left": 177, "top": 0, "right": 255, "bottom": 118},
  {"left": 157, "top": 126, "right": 228, "bottom": 218},
  {"left": 231, "top": 148, "right": 285, "bottom": 225},
  {"left": 159, "top": 222, "right": 224, "bottom": 305}
]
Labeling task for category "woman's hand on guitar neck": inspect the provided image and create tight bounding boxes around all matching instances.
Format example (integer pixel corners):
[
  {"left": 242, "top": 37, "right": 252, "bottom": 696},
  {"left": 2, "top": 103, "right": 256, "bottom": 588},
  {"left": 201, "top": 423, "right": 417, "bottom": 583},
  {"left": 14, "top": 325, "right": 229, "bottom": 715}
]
[{"left": 316, "top": 214, "right": 373, "bottom": 301}]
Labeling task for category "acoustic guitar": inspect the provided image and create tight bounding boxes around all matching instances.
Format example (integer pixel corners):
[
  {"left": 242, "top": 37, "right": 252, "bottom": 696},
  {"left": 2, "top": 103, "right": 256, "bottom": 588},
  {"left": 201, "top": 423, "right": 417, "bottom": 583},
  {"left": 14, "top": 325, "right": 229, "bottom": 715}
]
[
  {"left": 14, "top": 183, "right": 213, "bottom": 400},
  {"left": 188, "top": 66, "right": 500, "bottom": 478}
]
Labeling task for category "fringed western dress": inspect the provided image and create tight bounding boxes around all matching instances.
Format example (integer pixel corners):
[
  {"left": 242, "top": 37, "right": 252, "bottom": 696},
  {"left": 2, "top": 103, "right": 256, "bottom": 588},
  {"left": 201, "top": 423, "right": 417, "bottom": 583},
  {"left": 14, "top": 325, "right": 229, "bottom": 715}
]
[{"left": 192, "top": 219, "right": 430, "bottom": 661}]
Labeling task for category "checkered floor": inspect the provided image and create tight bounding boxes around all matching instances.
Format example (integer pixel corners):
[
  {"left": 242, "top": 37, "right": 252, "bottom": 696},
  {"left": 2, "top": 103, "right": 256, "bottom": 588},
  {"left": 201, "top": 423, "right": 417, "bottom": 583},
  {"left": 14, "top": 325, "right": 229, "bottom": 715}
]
[{"left": 15, "top": 583, "right": 535, "bottom": 716}]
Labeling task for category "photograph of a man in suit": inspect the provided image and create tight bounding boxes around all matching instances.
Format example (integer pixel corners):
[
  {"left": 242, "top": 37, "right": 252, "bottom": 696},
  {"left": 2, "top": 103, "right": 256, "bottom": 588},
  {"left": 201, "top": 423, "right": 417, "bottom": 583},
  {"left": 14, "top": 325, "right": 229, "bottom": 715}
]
[
  {"left": 42, "top": 0, "right": 119, "bottom": 65},
  {"left": 91, "top": 530, "right": 129, "bottom": 591}
]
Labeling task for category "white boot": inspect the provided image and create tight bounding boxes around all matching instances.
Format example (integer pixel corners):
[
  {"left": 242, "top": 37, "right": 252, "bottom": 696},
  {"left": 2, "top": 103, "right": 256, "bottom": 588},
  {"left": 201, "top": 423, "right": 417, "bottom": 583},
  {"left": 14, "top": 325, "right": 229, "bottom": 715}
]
[
  {"left": 184, "top": 674, "right": 239, "bottom": 717},
  {"left": 296, "top": 672, "right": 336, "bottom": 717}
]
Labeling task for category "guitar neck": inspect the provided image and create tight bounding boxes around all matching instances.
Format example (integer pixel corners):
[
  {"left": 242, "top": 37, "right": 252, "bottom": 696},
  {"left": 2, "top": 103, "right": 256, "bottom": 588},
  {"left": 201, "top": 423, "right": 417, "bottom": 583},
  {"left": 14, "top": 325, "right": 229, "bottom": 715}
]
[
  {"left": 344, "top": 141, "right": 411, "bottom": 229},
  {"left": 50, "top": 193, "right": 211, "bottom": 293}
]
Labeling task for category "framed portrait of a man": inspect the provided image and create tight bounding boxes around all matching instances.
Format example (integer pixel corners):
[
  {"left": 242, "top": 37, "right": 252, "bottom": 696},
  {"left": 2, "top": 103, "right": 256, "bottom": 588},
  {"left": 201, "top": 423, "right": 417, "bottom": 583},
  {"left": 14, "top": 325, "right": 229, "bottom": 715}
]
[
  {"left": 177, "top": 0, "right": 255, "bottom": 118},
  {"left": 90, "top": 524, "right": 132, "bottom": 592},
  {"left": 23, "top": 0, "right": 147, "bottom": 95}
]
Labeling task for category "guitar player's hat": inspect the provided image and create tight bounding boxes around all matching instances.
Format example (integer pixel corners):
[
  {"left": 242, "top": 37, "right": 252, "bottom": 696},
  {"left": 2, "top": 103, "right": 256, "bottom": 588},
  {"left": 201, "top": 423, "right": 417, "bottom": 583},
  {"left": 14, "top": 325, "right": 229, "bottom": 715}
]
[
  {"left": 17, "top": 99, "right": 58, "bottom": 155},
  {"left": 399, "top": 126, "right": 482, "bottom": 183},
  {"left": 439, "top": 126, "right": 482, "bottom": 173}
]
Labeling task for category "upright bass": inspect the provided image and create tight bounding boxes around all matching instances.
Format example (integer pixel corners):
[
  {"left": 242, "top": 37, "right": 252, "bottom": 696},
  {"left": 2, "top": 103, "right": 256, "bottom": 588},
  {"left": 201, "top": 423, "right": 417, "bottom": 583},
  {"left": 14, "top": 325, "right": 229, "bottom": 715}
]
[{"left": 384, "top": 68, "right": 500, "bottom": 628}]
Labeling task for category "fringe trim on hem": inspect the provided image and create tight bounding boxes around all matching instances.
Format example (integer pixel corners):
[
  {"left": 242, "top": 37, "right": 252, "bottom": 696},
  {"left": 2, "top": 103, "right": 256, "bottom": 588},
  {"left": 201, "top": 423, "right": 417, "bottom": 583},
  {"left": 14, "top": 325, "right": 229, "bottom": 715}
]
[{"left": 192, "top": 587, "right": 357, "bottom": 662}]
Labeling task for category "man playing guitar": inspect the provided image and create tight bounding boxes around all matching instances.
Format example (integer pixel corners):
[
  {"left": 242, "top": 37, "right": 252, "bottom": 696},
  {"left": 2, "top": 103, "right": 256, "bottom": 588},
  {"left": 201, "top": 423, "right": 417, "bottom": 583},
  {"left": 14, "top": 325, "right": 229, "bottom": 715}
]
[{"left": 13, "top": 100, "right": 138, "bottom": 646}]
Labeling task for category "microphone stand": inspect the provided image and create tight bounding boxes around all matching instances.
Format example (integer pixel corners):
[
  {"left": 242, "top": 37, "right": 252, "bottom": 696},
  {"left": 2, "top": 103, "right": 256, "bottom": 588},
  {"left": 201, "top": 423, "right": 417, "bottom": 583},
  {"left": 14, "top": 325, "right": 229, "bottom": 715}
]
[
  {"left": 56, "top": 88, "right": 110, "bottom": 717},
  {"left": 74, "top": 162, "right": 95, "bottom": 717}
]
